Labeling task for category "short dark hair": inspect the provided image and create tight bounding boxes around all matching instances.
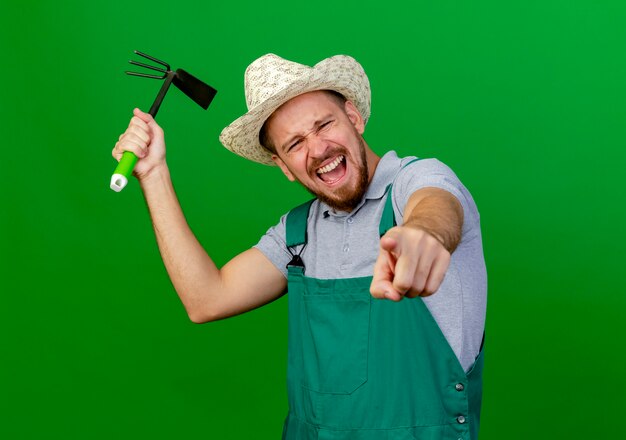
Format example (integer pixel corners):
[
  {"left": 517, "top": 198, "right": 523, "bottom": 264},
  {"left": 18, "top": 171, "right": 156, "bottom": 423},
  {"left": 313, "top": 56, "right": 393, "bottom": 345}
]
[{"left": 259, "top": 90, "right": 347, "bottom": 154}]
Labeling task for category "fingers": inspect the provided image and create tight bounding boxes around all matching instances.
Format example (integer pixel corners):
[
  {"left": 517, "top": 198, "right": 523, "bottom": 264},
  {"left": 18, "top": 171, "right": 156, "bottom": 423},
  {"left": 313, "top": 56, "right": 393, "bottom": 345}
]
[
  {"left": 422, "top": 251, "right": 450, "bottom": 297},
  {"left": 112, "top": 110, "right": 153, "bottom": 161},
  {"left": 378, "top": 281, "right": 404, "bottom": 302},
  {"left": 370, "top": 249, "right": 392, "bottom": 299},
  {"left": 133, "top": 107, "right": 152, "bottom": 122},
  {"left": 132, "top": 107, "right": 156, "bottom": 128},
  {"left": 113, "top": 138, "right": 147, "bottom": 160},
  {"left": 402, "top": 247, "right": 437, "bottom": 298},
  {"left": 125, "top": 120, "right": 150, "bottom": 143},
  {"left": 133, "top": 108, "right": 163, "bottom": 135},
  {"left": 379, "top": 234, "right": 398, "bottom": 254},
  {"left": 374, "top": 226, "right": 452, "bottom": 300},
  {"left": 370, "top": 248, "right": 404, "bottom": 302},
  {"left": 113, "top": 130, "right": 149, "bottom": 160},
  {"left": 391, "top": 245, "right": 419, "bottom": 295},
  {"left": 377, "top": 229, "right": 408, "bottom": 299},
  {"left": 403, "top": 240, "right": 449, "bottom": 298}
]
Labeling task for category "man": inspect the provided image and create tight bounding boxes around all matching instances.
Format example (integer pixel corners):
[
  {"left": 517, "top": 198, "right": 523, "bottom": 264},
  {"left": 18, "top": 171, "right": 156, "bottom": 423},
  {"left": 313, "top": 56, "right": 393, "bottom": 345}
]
[{"left": 112, "top": 53, "right": 487, "bottom": 439}]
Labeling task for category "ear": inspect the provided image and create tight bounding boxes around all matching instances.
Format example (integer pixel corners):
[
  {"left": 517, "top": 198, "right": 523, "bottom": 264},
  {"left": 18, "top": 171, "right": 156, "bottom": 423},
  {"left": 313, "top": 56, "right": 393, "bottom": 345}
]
[
  {"left": 344, "top": 100, "right": 365, "bottom": 135},
  {"left": 271, "top": 154, "right": 296, "bottom": 182}
]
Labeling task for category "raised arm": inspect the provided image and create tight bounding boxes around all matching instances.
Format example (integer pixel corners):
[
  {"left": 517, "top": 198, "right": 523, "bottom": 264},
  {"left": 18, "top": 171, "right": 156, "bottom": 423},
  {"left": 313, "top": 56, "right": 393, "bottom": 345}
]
[
  {"left": 370, "top": 187, "right": 463, "bottom": 301},
  {"left": 112, "top": 109, "right": 286, "bottom": 323}
]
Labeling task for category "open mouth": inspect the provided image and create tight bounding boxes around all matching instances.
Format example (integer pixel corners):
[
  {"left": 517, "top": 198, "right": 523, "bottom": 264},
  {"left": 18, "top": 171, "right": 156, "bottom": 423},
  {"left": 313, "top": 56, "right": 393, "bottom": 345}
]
[{"left": 316, "top": 155, "right": 346, "bottom": 184}]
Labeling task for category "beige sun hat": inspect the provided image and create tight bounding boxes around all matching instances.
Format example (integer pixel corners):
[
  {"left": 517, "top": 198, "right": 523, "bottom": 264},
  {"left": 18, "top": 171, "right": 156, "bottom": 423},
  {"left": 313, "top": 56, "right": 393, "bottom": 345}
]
[{"left": 219, "top": 53, "right": 371, "bottom": 166}]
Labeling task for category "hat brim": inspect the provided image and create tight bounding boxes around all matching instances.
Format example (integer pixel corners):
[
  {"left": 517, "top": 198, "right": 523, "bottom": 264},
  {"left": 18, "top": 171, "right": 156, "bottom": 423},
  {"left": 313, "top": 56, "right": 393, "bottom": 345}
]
[{"left": 219, "top": 56, "right": 371, "bottom": 166}]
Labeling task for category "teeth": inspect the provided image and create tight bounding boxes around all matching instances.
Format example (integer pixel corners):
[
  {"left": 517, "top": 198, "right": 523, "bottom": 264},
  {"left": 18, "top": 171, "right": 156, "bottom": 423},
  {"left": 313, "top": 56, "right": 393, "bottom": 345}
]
[{"left": 316, "top": 155, "right": 344, "bottom": 174}]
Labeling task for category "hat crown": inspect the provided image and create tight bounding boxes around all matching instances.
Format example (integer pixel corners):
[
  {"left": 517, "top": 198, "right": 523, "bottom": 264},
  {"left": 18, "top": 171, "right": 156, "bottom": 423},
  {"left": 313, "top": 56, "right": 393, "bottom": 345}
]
[{"left": 244, "top": 54, "right": 312, "bottom": 110}]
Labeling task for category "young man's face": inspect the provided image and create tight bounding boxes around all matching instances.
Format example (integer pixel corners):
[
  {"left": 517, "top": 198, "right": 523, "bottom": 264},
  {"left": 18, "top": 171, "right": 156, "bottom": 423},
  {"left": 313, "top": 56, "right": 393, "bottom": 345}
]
[{"left": 267, "top": 91, "right": 373, "bottom": 212}]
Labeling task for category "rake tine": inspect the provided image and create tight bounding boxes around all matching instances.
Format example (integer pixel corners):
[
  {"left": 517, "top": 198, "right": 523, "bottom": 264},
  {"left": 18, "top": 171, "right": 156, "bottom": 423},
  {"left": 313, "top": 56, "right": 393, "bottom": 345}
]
[
  {"left": 125, "top": 71, "right": 167, "bottom": 79},
  {"left": 133, "top": 50, "right": 170, "bottom": 71},
  {"left": 128, "top": 59, "right": 168, "bottom": 74}
]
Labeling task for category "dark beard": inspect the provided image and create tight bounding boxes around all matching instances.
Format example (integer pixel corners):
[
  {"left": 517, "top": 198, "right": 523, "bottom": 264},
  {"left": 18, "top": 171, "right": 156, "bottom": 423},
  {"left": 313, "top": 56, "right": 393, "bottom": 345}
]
[{"left": 302, "top": 137, "right": 369, "bottom": 212}]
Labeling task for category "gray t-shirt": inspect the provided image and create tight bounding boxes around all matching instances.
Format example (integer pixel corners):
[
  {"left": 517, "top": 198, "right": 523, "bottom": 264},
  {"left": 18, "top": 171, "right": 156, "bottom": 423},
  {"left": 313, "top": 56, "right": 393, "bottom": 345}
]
[{"left": 255, "top": 151, "right": 487, "bottom": 372}]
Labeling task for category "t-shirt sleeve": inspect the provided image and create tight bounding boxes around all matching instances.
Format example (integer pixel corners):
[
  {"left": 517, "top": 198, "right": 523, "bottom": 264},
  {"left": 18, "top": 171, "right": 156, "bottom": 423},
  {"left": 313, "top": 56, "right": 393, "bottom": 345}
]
[
  {"left": 254, "top": 213, "right": 293, "bottom": 279},
  {"left": 391, "top": 158, "right": 481, "bottom": 241}
]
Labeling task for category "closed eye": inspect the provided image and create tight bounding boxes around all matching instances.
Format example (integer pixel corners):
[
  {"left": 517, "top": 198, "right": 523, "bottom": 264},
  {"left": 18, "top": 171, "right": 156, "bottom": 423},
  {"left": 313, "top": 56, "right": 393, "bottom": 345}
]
[
  {"left": 288, "top": 138, "right": 303, "bottom": 151},
  {"left": 286, "top": 120, "right": 333, "bottom": 152},
  {"left": 318, "top": 120, "right": 333, "bottom": 131}
]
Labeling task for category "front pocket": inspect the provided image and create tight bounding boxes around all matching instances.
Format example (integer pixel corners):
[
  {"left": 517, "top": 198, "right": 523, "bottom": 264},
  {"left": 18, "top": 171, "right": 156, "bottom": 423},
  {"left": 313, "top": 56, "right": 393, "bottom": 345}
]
[{"left": 301, "top": 292, "right": 371, "bottom": 394}]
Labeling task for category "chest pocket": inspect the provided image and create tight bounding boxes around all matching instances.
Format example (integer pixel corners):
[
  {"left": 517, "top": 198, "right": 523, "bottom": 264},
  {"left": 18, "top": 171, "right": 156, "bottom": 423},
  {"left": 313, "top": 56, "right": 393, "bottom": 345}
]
[{"left": 299, "top": 278, "right": 371, "bottom": 395}]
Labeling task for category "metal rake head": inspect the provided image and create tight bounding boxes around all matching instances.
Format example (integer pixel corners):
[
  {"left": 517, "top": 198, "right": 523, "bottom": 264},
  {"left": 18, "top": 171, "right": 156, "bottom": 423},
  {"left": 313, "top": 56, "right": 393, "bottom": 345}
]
[
  {"left": 126, "top": 50, "right": 171, "bottom": 79},
  {"left": 124, "top": 49, "right": 217, "bottom": 117}
]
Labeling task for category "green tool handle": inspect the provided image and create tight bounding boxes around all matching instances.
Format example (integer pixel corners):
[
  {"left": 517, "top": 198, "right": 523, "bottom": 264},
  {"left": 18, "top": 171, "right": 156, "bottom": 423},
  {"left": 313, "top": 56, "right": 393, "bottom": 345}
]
[
  {"left": 116, "top": 151, "right": 139, "bottom": 177},
  {"left": 110, "top": 152, "right": 139, "bottom": 192}
]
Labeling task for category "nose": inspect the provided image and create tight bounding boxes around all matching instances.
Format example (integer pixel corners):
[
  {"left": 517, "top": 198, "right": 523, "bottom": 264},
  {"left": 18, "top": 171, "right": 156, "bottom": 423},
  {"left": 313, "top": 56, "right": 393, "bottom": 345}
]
[{"left": 307, "top": 133, "right": 329, "bottom": 159}]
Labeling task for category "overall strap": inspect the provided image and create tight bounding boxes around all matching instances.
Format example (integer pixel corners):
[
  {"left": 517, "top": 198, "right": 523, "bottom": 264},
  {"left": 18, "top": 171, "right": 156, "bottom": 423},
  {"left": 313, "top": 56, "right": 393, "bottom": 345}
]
[
  {"left": 285, "top": 198, "right": 315, "bottom": 272},
  {"left": 379, "top": 158, "right": 423, "bottom": 237},
  {"left": 286, "top": 198, "right": 315, "bottom": 247},
  {"left": 378, "top": 184, "right": 396, "bottom": 237}
]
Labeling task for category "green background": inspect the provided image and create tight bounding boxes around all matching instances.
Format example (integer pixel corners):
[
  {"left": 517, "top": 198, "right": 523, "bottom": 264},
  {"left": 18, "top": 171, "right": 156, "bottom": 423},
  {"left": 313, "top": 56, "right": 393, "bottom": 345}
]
[{"left": 1, "top": 0, "right": 624, "bottom": 438}]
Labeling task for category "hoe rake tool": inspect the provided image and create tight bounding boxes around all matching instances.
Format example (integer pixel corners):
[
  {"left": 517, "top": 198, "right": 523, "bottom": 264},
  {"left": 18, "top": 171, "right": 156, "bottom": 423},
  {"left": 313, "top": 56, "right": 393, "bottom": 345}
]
[{"left": 110, "top": 50, "right": 217, "bottom": 192}]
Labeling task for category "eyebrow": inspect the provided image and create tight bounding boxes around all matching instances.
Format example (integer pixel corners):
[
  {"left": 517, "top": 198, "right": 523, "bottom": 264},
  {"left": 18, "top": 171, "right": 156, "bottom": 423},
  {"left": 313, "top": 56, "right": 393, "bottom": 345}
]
[{"left": 280, "top": 115, "right": 333, "bottom": 152}]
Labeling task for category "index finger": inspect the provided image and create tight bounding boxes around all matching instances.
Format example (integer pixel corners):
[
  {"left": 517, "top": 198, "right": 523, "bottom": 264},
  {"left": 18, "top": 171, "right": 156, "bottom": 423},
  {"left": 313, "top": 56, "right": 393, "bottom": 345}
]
[{"left": 371, "top": 249, "right": 403, "bottom": 301}]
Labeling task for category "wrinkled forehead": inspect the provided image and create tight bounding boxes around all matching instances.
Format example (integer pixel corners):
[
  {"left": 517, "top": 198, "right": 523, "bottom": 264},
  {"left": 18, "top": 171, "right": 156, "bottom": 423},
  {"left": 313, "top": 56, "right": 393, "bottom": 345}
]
[{"left": 265, "top": 91, "right": 344, "bottom": 133}]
